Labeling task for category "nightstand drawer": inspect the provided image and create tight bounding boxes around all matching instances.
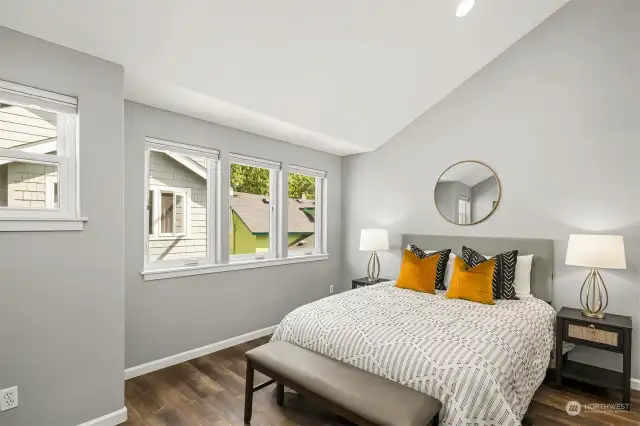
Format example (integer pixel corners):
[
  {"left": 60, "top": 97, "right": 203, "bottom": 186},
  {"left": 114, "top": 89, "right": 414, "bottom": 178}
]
[{"left": 564, "top": 320, "right": 623, "bottom": 351}]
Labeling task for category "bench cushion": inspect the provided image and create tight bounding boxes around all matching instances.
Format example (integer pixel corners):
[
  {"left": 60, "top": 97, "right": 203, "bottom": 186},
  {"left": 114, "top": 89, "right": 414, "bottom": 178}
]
[{"left": 247, "top": 341, "right": 441, "bottom": 426}]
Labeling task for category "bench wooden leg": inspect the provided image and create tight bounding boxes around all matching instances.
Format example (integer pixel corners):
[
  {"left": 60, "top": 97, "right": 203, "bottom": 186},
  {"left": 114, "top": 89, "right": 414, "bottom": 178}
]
[
  {"left": 276, "top": 383, "right": 284, "bottom": 406},
  {"left": 244, "top": 359, "right": 254, "bottom": 424},
  {"left": 431, "top": 412, "right": 439, "bottom": 426}
]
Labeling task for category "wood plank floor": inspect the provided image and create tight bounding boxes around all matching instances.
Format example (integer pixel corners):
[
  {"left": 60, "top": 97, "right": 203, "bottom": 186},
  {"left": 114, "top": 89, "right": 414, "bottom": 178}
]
[{"left": 124, "top": 336, "right": 640, "bottom": 426}]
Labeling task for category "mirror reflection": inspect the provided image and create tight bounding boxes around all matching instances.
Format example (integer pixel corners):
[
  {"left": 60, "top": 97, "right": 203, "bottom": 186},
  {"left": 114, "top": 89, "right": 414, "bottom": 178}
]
[{"left": 435, "top": 161, "right": 500, "bottom": 225}]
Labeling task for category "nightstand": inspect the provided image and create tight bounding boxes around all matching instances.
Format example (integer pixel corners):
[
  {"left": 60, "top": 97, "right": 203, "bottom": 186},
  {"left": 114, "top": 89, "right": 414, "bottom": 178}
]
[
  {"left": 351, "top": 277, "right": 390, "bottom": 289},
  {"left": 555, "top": 307, "right": 632, "bottom": 409}
]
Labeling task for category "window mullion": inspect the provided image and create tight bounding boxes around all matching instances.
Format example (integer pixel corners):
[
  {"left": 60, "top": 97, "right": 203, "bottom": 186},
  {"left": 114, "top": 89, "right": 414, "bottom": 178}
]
[
  {"left": 207, "top": 159, "right": 217, "bottom": 265},
  {"left": 269, "top": 169, "right": 279, "bottom": 258},
  {"left": 172, "top": 191, "right": 177, "bottom": 235}
]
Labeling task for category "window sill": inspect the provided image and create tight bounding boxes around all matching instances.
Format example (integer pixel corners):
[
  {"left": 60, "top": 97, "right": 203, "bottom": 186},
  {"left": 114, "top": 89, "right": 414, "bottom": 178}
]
[
  {"left": 141, "top": 253, "right": 329, "bottom": 281},
  {"left": 0, "top": 217, "right": 88, "bottom": 232}
]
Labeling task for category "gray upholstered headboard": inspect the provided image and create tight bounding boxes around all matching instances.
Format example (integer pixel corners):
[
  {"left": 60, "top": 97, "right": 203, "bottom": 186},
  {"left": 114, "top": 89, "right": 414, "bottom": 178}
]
[{"left": 401, "top": 234, "right": 554, "bottom": 302}]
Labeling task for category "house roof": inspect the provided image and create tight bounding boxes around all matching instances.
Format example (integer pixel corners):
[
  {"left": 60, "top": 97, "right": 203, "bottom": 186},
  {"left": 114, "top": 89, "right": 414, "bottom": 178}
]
[{"left": 231, "top": 192, "right": 315, "bottom": 234}]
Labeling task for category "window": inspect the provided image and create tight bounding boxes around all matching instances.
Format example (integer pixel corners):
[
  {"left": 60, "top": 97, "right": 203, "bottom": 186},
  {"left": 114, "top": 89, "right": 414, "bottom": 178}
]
[
  {"left": 287, "top": 165, "right": 327, "bottom": 256},
  {"left": 148, "top": 186, "right": 191, "bottom": 237},
  {"left": 144, "top": 138, "right": 218, "bottom": 270},
  {"left": 458, "top": 196, "right": 470, "bottom": 225},
  {"left": 229, "top": 154, "right": 280, "bottom": 261},
  {"left": 0, "top": 80, "right": 79, "bottom": 224},
  {"left": 142, "top": 147, "right": 329, "bottom": 281}
]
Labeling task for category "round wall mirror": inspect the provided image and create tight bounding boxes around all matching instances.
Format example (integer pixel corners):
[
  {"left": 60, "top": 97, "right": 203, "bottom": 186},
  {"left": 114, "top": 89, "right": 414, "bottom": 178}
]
[{"left": 434, "top": 161, "right": 501, "bottom": 225}]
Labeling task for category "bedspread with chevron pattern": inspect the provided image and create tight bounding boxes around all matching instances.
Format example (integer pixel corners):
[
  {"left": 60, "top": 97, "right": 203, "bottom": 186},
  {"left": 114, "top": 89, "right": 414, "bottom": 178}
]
[{"left": 272, "top": 281, "right": 555, "bottom": 426}]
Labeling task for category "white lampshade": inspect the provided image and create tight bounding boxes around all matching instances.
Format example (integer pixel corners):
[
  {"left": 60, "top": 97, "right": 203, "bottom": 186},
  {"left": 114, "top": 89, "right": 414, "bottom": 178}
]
[
  {"left": 565, "top": 234, "right": 626, "bottom": 270},
  {"left": 359, "top": 229, "right": 389, "bottom": 252}
]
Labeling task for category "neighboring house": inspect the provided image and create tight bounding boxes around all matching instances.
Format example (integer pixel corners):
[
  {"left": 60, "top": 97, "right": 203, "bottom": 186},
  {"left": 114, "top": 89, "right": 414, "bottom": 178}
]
[
  {"left": 147, "top": 150, "right": 208, "bottom": 261},
  {"left": 147, "top": 150, "right": 315, "bottom": 261},
  {"left": 229, "top": 191, "right": 315, "bottom": 255},
  {"left": 0, "top": 104, "right": 59, "bottom": 209}
]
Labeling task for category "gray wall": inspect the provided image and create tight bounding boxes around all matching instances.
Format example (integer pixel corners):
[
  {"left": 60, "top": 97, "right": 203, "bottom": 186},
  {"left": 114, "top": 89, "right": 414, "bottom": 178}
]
[
  {"left": 471, "top": 177, "right": 499, "bottom": 223},
  {"left": 434, "top": 181, "right": 471, "bottom": 224},
  {"left": 125, "top": 101, "right": 342, "bottom": 368},
  {"left": 0, "top": 27, "right": 125, "bottom": 426},
  {"left": 342, "top": 0, "right": 640, "bottom": 378}
]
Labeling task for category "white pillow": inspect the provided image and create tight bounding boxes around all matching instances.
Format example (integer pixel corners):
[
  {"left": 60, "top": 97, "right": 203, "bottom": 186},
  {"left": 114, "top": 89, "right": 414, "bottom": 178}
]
[
  {"left": 483, "top": 253, "right": 534, "bottom": 296},
  {"left": 442, "top": 253, "right": 457, "bottom": 288},
  {"left": 514, "top": 254, "right": 534, "bottom": 296}
]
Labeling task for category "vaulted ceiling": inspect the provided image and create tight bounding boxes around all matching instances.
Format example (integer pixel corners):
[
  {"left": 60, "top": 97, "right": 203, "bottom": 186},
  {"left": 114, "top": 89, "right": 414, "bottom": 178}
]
[{"left": 0, "top": 0, "right": 569, "bottom": 155}]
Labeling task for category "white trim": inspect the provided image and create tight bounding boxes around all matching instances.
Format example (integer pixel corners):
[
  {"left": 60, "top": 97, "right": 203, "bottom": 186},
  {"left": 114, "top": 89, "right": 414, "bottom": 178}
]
[
  {"left": 632, "top": 378, "right": 640, "bottom": 391},
  {"left": 125, "top": 325, "right": 278, "bottom": 380},
  {"left": 145, "top": 137, "right": 219, "bottom": 158},
  {"left": 0, "top": 217, "right": 87, "bottom": 231},
  {"left": 165, "top": 152, "right": 206, "bottom": 179},
  {"left": 144, "top": 140, "right": 218, "bottom": 271},
  {"left": 289, "top": 165, "right": 327, "bottom": 179},
  {"left": 229, "top": 153, "right": 281, "bottom": 171},
  {"left": 76, "top": 407, "right": 127, "bottom": 426},
  {"left": 0, "top": 79, "right": 77, "bottom": 114},
  {"left": 142, "top": 253, "right": 329, "bottom": 281}
]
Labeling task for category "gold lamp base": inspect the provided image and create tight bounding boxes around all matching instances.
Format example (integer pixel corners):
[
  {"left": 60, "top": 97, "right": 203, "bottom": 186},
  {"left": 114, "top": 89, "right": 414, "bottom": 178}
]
[
  {"left": 582, "top": 310, "right": 606, "bottom": 319},
  {"left": 367, "top": 251, "right": 381, "bottom": 282},
  {"left": 580, "top": 269, "right": 609, "bottom": 319}
]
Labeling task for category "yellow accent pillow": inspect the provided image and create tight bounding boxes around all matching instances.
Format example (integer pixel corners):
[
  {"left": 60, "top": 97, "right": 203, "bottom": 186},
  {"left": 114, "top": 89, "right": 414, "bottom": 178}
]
[
  {"left": 396, "top": 249, "right": 440, "bottom": 294},
  {"left": 446, "top": 256, "right": 496, "bottom": 305}
]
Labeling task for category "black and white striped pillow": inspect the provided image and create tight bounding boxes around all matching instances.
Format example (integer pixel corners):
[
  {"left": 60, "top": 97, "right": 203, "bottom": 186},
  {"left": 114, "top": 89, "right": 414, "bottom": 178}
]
[
  {"left": 408, "top": 245, "right": 452, "bottom": 291},
  {"left": 462, "top": 246, "right": 519, "bottom": 300}
]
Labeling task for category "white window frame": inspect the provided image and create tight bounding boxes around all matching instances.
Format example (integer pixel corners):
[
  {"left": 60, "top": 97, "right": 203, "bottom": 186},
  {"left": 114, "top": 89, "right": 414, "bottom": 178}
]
[
  {"left": 458, "top": 196, "right": 471, "bottom": 225},
  {"left": 287, "top": 165, "right": 327, "bottom": 258},
  {"left": 229, "top": 153, "right": 280, "bottom": 263},
  {"left": 144, "top": 138, "right": 219, "bottom": 271},
  {"left": 148, "top": 185, "right": 191, "bottom": 238},
  {"left": 0, "top": 80, "right": 84, "bottom": 231}
]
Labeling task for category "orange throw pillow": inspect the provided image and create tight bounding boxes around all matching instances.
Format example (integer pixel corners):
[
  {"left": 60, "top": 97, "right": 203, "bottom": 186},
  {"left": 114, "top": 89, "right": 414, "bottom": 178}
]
[
  {"left": 396, "top": 249, "right": 440, "bottom": 294},
  {"left": 446, "top": 256, "right": 496, "bottom": 305}
]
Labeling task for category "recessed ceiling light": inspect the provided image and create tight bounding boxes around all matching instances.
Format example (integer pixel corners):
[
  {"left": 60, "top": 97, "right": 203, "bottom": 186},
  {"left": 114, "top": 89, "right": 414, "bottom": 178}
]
[{"left": 456, "top": 0, "right": 475, "bottom": 17}]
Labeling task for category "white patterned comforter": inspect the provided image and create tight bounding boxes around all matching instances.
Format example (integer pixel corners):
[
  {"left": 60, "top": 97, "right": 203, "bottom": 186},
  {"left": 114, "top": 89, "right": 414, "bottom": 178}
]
[{"left": 272, "top": 282, "right": 556, "bottom": 426}]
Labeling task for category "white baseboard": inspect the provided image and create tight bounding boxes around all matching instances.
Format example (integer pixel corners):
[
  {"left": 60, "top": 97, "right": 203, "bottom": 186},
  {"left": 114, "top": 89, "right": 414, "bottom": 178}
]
[
  {"left": 125, "top": 325, "right": 278, "bottom": 380},
  {"left": 632, "top": 378, "right": 640, "bottom": 391},
  {"left": 77, "top": 407, "right": 127, "bottom": 426}
]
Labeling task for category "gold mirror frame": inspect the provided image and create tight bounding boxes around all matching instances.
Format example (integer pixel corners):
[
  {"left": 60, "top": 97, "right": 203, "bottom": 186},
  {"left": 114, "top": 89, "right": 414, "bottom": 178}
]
[{"left": 434, "top": 160, "right": 501, "bottom": 226}]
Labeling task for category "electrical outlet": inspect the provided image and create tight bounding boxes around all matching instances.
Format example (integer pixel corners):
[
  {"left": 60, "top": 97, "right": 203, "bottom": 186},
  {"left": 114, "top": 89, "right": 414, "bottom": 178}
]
[
  {"left": 0, "top": 386, "right": 18, "bottom": 411},
  {"left": 329, "top": 285, "right": 334, "bottom": 294}
]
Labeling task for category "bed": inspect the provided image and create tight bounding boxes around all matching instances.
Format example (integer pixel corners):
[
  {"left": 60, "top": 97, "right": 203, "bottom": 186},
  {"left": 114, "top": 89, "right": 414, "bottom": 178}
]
[{"left": 271, "top": 235, "right": 556, "bottom": 426}]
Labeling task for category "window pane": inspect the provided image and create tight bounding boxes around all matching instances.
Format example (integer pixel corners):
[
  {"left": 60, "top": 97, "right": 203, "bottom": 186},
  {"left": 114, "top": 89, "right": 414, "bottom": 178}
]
[
  {"left": 147, "top": 190, "right": 153, "bottom": 235},
  {"left": 230, "top": 163, "right": 271, "bottom": 255},
  {"left": 0, "top": 103, "right": 58, "bottom": 154},
  {"left": 0, "top": 159, "right": 58, "bottom": 209},
  {"left": 160, "top": 191, "right": 174, "bottom": 233},
  {"left": 148, "top": 149, "right": 208, "bottom": 262},
  {"left": 288, "top": 173, "right": 316, "bottom": 252},
  {"left": 175, "top": 193, "right": 184, "bottom": 234}
]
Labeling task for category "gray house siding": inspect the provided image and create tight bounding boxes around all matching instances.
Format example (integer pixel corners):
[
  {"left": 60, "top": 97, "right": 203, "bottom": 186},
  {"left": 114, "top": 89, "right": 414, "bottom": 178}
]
[{"left": 148, "top": 150, "right": 207, "bottom": 261}]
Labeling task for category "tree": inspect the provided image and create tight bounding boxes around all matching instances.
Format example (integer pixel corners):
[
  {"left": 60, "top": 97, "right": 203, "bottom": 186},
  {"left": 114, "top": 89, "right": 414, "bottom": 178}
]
[
  {"left": 230, "top": 164, "right": 315, "bottom": 200},
  {"left": 230, "top": 164, "right": 269, "bottom": 195},
  {"left": 288, "top": 173, "right": 315, "bottom": 200}
]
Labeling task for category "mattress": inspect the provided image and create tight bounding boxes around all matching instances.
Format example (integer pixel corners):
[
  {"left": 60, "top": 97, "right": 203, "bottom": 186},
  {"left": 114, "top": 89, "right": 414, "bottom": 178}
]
[{"left": 272, "top": 281, "right": 556, "bottom": 426}]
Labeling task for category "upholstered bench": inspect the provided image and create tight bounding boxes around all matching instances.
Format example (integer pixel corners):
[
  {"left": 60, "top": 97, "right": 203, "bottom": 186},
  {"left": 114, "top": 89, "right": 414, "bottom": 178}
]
[{"left": 244, "top": 341, "right": 441, "bottom": 426}]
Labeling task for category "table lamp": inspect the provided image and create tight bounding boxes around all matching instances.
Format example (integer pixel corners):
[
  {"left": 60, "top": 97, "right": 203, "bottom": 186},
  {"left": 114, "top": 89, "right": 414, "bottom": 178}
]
[
  {"left": 359, "top": 229, "right": 389, "bottom": 282},
  {"left": 565, "top": 234, "right": 626, "bottom": 319}
]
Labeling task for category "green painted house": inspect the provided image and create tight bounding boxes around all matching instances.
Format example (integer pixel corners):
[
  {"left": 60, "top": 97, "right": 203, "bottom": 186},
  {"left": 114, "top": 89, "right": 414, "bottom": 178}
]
[{"left": 230, "top": 191, "right": 315, "bottom": 255}]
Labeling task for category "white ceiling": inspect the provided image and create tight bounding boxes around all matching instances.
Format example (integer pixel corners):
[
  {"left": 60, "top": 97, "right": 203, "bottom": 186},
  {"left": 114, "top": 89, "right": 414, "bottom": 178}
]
[{"left": 0, "top": 0, "right": 569, "bottom": 155}]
